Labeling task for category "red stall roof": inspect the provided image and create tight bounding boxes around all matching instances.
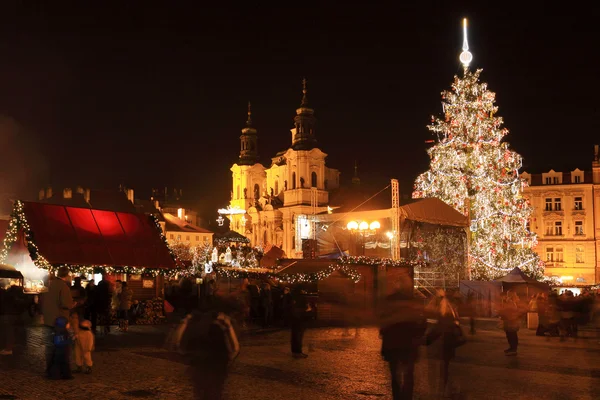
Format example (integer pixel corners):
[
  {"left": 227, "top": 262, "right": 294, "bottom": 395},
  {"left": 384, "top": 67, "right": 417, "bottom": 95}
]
[{"left": 20, "top": 201, "right": 176, "bottom": 269}]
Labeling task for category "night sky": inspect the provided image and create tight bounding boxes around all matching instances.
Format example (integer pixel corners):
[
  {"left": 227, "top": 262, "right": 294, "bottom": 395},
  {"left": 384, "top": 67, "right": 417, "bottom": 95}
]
[{"left": 0, "top": 3, "right": 598, "bottom": 219}]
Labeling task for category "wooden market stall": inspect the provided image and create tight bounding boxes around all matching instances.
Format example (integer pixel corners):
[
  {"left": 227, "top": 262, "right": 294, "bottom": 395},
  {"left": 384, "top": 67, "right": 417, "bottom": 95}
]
[{"left": 0, "top": 201, "right": 181, "bottom": 301}]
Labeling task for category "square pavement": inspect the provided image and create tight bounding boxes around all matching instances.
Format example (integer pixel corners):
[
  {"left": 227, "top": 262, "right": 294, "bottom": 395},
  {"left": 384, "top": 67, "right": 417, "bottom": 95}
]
[{"left": 0, "top": 324, "right": 599, "bottom": 399}]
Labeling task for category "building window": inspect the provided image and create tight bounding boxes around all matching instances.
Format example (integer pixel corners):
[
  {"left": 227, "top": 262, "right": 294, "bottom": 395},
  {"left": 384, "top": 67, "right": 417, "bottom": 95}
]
[
  {"left": 195, "top": 235, "right": 200, "bottom": 241},
  {"left": 553, "top": 177, "right": 559, "bottom": 184},
  {"left": 545, "top": 222, "right": 553, "bottom": 236},
  {"left": 275, "top": 180, "right": 279, "bottom": 195},
  {"left": 176, "top": 235, "right": 181, "bottom": 241},
  {"left": 545, "top": 198, "right": 552, "bottom": 211},
  {"left": 554, "top": 198, "right": 561, "bottom": 211},
  {"left": 575, "top": 221, "right": 584, "bottom": 235},
  {"left": 254, "top": 184, "right": 260, "bottom": 200},
  {"left": 555, "top": 247, "right": 563, "bottom": 262},
  {"left": 576, "top": 246, "right": 585, "bottom": 263},
  {"left": 546, "top": 247, "right": 554, "bottom": 262},
  {"left": 170, "top": 234, "right": 174, "bottom": 239},
  {"left": 324, "top": 179, "right": 328, "bottom": 190},
  {"left": 203, "top": 236, "right": 208, "bottom": 243},
  {"left": 574, "top": 197, "right": 583, "bottom": 210},
  {"left": 574, "top": 175, "right": 581, "bottom": 183},
  {"left": 554, "top": 221, "right": 562, "bottom": 236},
  {"left": 545, "top": 177, "right": 551, "bottom": 184},
  {"left": 292, "top": 173, "right": 296, "bottom": 189},
  {"left": 186, "top": 235, "right": 190, "bottom": 241},
  {"left": 311, "top": 172, "right": 317, "bottom": 188}
]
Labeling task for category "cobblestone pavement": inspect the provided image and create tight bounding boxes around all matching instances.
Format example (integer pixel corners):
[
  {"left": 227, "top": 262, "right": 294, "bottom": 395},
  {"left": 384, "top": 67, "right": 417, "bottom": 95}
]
[{"left": 0, "top": 323, "right": 599, "bottom": 399}]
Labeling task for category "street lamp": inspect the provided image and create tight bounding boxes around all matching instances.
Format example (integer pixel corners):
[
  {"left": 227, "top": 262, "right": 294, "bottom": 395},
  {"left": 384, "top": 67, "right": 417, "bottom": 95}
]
[{"left": 347, "top": 220, "right": 380, "bottom": 256}]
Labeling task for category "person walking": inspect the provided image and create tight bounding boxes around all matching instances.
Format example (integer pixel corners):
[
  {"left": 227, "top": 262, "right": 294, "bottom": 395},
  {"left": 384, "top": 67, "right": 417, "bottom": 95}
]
[
  {"left": 41, "top": 267, "right": 74, "bottom": 375},
  {"left": 426, "top": 289, "right": 464, "bottom": 397},
  {"left": 187, "top": 310, "right": 240, "bottom": 400},
  {"left": 118, "top": 282, "right": 133, "bottom": 332},
  {"left": 84, "top": 280, "right": 97, "bottom": 333},
  {"left": 95, "top": 275, "right": 112, "bottom": 334},
  {"left": 380, "top": 287, "right": 426, "bottom": 400},
  {"left": 260, "top": 283, "right": 273, "bottom": 328},
  {"left": 0, "top": 283, "right": 26, "bottom": 355},
  {"left": 290, "top": 288, "right": 310, "bottom": 358},
  {"left": 499, "top": 291, "right": 523, "bottom": 355}
]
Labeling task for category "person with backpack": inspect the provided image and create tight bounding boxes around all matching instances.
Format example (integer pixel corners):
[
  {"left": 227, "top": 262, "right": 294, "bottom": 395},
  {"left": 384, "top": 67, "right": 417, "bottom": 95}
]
[{"left": 187, "top": 310, "right": 240, "bottom": 399}]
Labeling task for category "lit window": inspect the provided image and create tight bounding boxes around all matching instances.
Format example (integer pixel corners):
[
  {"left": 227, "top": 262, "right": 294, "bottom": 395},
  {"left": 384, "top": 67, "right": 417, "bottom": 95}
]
[
  {"left": 170, "top": 234, "right": 174, "bottom": 239},
  {"left": 555, "top": 247, "right": 563, "bottom": 262},
  {"left": 545, "top": 222, "right": 553, "bottom": 236},
  {"left": 574, "top": 197, "right": 583, "bottom": 210},
  {"left": 554, "top": 221, "right": 562, "bottom": 236},
  {"left": 554, "top": 198, "right": 561, "bottom": 211},
  {"left": 546, "top": 247, "right": 554, "bottom": 262},
  {"left": 203, "top": 237, "right": 208, "bottom": 243},
  {"left": 545, "top": 198, "right": 552, "bottom": 211},
  {"left": 186, "top": 235, "right": 190, "bottom": 241},
  {"left": 176, "top": 235, "right": 181, "bottom": 241},
  {"left": 576, "top": 246, "right": 585, "bottom": 263},
  {"left": 196, "top": 236, "right": 200, "bottom": 241},
  {"left": 575, "top": 221, "right": 584, "bottom": 235}
]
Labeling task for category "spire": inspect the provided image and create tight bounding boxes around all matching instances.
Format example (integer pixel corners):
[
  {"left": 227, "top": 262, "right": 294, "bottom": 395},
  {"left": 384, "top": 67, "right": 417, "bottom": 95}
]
[
  {"left": 292, "top": 78, "right": 317, "bottom": 150},
  {"left": 239, "top": 101, "right": 259, "bottom": 165},
  {"left": 246, "top": 101, "right": 252, "bottom": 127},
  {"left": 301, "top": 77, "right": 309, "bottom": 107},
  {"left": 459, "top": 18, "right": 473, "bottom": 68}
]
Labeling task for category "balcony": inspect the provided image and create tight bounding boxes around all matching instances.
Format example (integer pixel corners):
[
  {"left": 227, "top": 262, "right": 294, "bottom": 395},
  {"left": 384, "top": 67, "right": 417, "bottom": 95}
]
[{"left": 283, "top": 188, "right": 328, "bottom": 207}]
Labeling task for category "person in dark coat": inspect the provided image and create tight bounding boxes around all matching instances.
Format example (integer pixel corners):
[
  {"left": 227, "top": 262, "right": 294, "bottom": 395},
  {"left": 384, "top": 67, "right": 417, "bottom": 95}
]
[
  {"left": 0, "top": 284, "right": 26, "bottom": 355},
  {"left": 380, "top": 289, "right": 426, "bottom": 400},
  {"left": 290, "top": 288, "right": 310, "bottom": 358},
  {"left": 84, "top": 280, "right": 97, "bottom": 333},
  {"left": 260, "top": 283, "right": 273, "bottom": 328},
  {"left": 186, "top": 310, "right": 240, "bottom": 400},
  {"left": 95, "top": 276, "right": 112, "bottom": 334}
]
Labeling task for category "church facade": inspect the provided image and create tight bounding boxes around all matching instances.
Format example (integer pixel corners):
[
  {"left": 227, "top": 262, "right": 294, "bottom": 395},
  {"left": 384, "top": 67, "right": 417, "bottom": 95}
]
[{"left": 229, "top": 80, "right": 340, "bottom": 258}]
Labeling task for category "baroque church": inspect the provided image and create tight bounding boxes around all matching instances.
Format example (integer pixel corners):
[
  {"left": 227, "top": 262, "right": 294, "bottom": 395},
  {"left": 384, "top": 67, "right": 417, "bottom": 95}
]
[{"left": 229, "top": 80, "right": 340, "bottom": 258}]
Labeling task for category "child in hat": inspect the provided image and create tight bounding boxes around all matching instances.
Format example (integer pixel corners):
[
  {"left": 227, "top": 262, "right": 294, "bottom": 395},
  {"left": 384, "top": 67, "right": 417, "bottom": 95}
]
[{"left": 75, "top": 319, "right": 95, "bottom": 374}]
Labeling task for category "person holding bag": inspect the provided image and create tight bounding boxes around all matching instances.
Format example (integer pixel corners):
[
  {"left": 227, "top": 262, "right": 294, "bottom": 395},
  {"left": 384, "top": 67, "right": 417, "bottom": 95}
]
[{"left": 425, "top": 289, "right": 465, "bottom": 397}]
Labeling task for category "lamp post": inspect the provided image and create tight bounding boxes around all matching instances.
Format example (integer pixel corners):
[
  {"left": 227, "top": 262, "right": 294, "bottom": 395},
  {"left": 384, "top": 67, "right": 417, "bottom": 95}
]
[{"left": 347, "top": 220, "right": 380, "bottom": 256}]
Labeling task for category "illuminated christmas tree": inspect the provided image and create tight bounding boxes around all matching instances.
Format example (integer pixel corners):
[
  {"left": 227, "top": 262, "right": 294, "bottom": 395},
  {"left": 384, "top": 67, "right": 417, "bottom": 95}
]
[{"left": 412, "top": 19, "right": 543, "bottom": 280}]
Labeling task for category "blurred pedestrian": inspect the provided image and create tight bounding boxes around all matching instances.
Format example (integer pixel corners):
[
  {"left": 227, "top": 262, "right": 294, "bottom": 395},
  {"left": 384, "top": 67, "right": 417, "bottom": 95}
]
[
  {"left": 260, "top": 283, "right": 273, "bottom": 328},
  {"left": 41, "top": 267, "right": 74, "bottom": 374},
  {"left": 47, "top": 316, "right": 73, "bottom": 380},
  {"left": 84, "top": 280, "right": 97, "bottom": 333},
  {"left": 188, "top": 310, "right": 240, "bottom": 399},
  {"left": 0, "top": 283, "right": 26, "bottom": 355},
  {"left": 380, "top": 286, "right": 426, "bottom": 400},
  {"left": 118, "top": 282, "right": 133, "bottom": 332},
  {"left": 426, "top": 289, "right": 464, "bottom": 397},
  {"left": 95, "top": 275, "right": 112, "bottom": 334},
  {"left": 498, "top": 291, "right": 523, "bottom": 355},
  {"left": 290, "top": 288, "right": 311, "bottom": 358}
]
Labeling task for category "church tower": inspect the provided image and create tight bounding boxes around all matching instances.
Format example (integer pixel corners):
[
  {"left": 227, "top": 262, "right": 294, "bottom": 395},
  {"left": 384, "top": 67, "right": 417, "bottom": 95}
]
[
  {"left": 291, "top": 78, "right": 317, "bottom": 150},
  {"left": 238, "top": 102, "right": 259, "bottom": 165}
]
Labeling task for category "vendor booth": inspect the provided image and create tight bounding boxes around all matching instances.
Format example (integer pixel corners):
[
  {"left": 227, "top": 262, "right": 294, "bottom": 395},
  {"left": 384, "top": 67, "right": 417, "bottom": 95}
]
[{"left": 0, "top": 201, "right": 182, "bottom": 301}]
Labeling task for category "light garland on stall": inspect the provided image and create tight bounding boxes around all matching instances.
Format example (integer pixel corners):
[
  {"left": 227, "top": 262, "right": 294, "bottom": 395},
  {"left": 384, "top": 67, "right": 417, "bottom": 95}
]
[
  {"left": 0, "top": 200, "right": 182, "bottom": 279},
  {"left": 212, "top": 255, "right": 421, "bottom": 284},
  {"left": 412, "top": 68, "right": 544, "bottom": 281}
]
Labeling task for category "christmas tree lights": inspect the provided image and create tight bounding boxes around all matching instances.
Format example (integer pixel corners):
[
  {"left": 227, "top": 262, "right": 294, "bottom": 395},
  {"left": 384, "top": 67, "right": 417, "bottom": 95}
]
[{"left": 413, "top": 21, "right": 543, "bottom": 280}]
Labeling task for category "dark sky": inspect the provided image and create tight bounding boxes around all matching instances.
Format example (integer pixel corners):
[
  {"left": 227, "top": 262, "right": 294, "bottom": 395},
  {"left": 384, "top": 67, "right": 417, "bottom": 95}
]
[{"left": 0, "top": 2, "right": 598, "bottom": 219}]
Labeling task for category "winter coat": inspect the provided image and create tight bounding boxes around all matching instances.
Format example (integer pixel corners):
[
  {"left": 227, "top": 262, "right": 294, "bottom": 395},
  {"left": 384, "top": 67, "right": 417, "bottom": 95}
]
[
  {"left": 380, "top": 295, "right": 427, "bottom": 363},
  {"left": 76, "top": 329, "right": 95, "bottom": 353},
  {"left": 118, "top": 288, "right": 133, "bottom": 311},
  {"left": 42, "top": 278, "right": 74, "bottom": 327},
  {"left": 499, "top": 300, "right": 522, "bottom": 332}
]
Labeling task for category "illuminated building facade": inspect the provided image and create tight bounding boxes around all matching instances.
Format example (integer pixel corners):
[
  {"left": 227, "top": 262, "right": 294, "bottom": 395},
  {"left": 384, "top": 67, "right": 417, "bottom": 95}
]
[
  {"left": 229, "top": 81, "right": 340, "bottom": 257},
  {"left": 521, "top": 146, "right": 600, "bottom": 285}
]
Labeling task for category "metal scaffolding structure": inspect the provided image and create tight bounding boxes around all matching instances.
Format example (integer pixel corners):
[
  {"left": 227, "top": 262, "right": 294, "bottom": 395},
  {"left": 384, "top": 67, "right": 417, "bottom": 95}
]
[{"left": 391, "top": 179, "right": 400, "bottom": 260}]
